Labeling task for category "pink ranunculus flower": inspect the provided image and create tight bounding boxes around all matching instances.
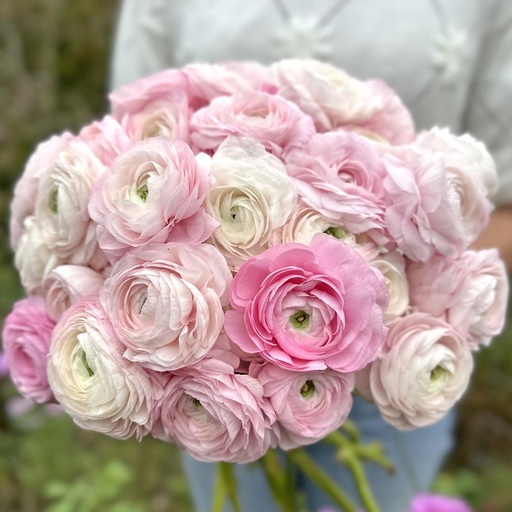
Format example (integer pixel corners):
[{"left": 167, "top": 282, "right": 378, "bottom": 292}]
[
  {"left": 285, "top": 131, "right": 390, "bottom": 246},
  {"left": 43, "top": 265, "right": 106, "bottom": 321},
  {"left": 382, "top": 141, "right": 491, "bottom": 262},
  {"left": 33, "top": 139, "right": 108, "bottom": 271},
  {"left": 408, "top": 250, "right": 508, "bottom": 350},
  {"left": 254, "top": 363, "right": 354, "bottom": 450},
  {"left": 100, "top": 243, "right": 232, "bottom": 372},
  {"left": 366, "top": 312, "right": 473, "bottom": 430},
  {"left": 79, "top": 115, "right": 133, "bottom": 167},
  {"left": 273, "top": 59, "right": 381, "bottom": 131},
  {"left": 10, "top": 132, "right": 73, "bottom": 250},
  {"left": 224, "top": 234, "right": 389, "bottom": 373},
  {"left": 2, "top": 296, "right": 56, "bottom": 403},
  {"left": 357, "top": 79, "right": 416, "bottom": 145},
  {"left": 408, "top": 493, "right": 472, "bottom": 512},
  {"left": 190, "top": 91, "right": 316, "bottom": 156},
  {"left": 89, "top": 137, "right": 217, "bottom": 262},
  {"left": 152, "top": 345, "right": 276, "bottom": 463},
  {"left": 47, "top": 299, "right": 164, "bottom": 440},
  {"left": 206, "top": 136, "right": 297, "bottom": 270}
]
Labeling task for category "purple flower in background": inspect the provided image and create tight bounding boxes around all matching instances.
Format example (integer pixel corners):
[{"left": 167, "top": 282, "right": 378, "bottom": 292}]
[
  {"left": 0, "top": 351, "right": 8, "bottom": 377},
  {"left": 409, "top": 493, "right": 472, "bottom": 512}
]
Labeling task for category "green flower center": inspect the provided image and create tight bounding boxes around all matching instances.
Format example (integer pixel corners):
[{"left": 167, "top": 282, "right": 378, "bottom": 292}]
[
  {"left": 81, "top": 352, "right": 94, "bottom": 377},
  {"left": 300, "top": 380, "right": 316, "bottom": 398},
  {"left": 49, "top": 188, "right": 59, "bottom": 214},
  {"left": 290, "top": 310, "right": 310, "bottom": 331},
  {"left": 323, "top": 226, "right": 348, "bottom": 240},
  {"left": 137, "top": 183, "right": 149, "bottom": 202},
  {"left": 430, "top": 365, "right": 446, "bottom": 383}
]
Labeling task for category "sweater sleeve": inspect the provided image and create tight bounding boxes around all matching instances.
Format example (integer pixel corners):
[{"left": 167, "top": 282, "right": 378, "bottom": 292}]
[
  {"left": 463, "top": 0, "right": 512, "bottom": 206},
  {"left": 109, "top": 0, "right": 176, "bottom": 91}
]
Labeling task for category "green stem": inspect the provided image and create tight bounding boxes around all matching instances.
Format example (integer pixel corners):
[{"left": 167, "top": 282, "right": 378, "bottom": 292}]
[
  {"left": 260, "top": 450, "right": 296, "bottom": 512},
  {"left": 287, "top": 448, "right": 358, "bottom": 512},
  {"left": 211, "top": 462, "right": 242, "bottom": 512},
  {"left": 211, "top": 463, "right": 227, "bottom": 512}
]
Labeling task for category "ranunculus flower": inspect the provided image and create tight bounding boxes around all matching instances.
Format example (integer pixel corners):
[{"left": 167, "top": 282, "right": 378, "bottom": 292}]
[
  {"left": 2, "top": 296, "right": 56, "bottom": 403},
  {"left": 47, "top": 299, "right": 164, "bottom": 440},
  {"left": 10, "top": 132, "right": 73, "bottom": 250},
  {"left": 408, "top": 250, "right": 508, "bottom": 350},
  {"left": 33, "top": 139, "right": 108, "bottom": 270},
  {"left": 206, "top": 136, "right": 297, "bottom": 270},
  {"left": 153, "top": 346, "right": 276, "bottom": 463},
  {"left": 366, "top": 313, "right": 473, "bottom": 429},
  {"left": 43, "top": 265, "right": 105, "bottom": 321},
  {"left": 255, "top": 363, "right": 354, "bottom": 450},
  {"left": 273, "top": 59, "right": 381, "bottom": 131},
  {"left": 369, "top": 251, "right": 409, "bottom": 323},
  {"left": 190, "top": 91, "right": 315, "bottom": 156},
  {"left": 100, "top": 243, "right": 232, "bottom": 371},
  {"left": 285, "top": 131, "right": 390, "bottom": 245},
  {"left": 224, "top": 234, "right": 388, "bottom": 372},
  {"left": 15, "top": 216, "right": 61, "bottom": 294},
  {"left": 408, "top": 493, "right": 472, "bottom": 512},
  {"left": 89, "top": 137, "right": 217, "bottom": 262},
  {"left": 382, "top": 141, "right": 491, "bottom": 262}
]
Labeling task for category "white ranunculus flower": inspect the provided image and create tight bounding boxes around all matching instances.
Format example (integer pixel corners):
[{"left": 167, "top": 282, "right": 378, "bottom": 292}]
[
  {"left": 206, "top": 136, "right": 297, "bottom": 270},
  {"left": 15, "top": 216, "right": 61, "bottom": 294},
  {"left": 35, "top": 140, "right": 107, "bottom": 270},
  {"left": 47, "top": 300, "right": 164, "bottom": 440},
  {"left": 367, "top": 313, "right": 473, "bottom": 430},
  {"left": 369, "top": 251, "right": 409, "bottom": 322}
]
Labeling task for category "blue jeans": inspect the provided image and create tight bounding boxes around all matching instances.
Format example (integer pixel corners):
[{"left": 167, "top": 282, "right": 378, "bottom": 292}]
[{"left": 181, "top": 397, "right": 456, "bottom": 512}]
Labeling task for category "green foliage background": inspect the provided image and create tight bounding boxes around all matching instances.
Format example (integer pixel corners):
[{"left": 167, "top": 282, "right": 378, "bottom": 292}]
[{"left": 0, "top": 1, "right": 511, "bottom": 511}]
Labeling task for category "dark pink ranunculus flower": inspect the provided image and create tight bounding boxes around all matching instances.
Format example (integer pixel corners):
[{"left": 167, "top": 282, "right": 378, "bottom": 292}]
[
  {"left": 224, "top": 234, "right": 389, "bottom": 373},
  {"left": 285, "top": 131, "right": 391, "bottom": 246},
  {"left": 408, "top": 493, "right": 472, "bottom": 512},
  {"left": 2, "top": 296, "right": 56, "bottom": 403}
]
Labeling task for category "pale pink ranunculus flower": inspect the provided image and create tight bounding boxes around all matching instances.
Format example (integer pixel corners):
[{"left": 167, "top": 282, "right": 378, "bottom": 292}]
[
  {"left": 369, "top": 251, "right": 410, "bottom": 323},
  {"left": 416, "top": 127, "right": 498, "bottom": 197},
  {"left": 408, "top": 250, "right": 508, "bottom": 350},
  {"left": 43, "top": 265, "right": 105, "bottom": 322},
  {"left": 224, "top": 234, "right": 389, "bottom": 373},
  {"left": 206, "top": 136, "right": 297, "bottom": 270},
  {"left": 382, "top": 142, "right": 491, "bottom": 262},
  {"left": 273, "top": 59, "right": 381, "bottom": 131},
  {"left": 10, "top": 132, "right": 73, "bottom": 250},
  {"left": 366, "top": 313, "right": 473, "bottom": 430},
  {"left": 47, "top": 299, "right": 164, "bottom": 441},
  {"left": 79, "top": 115, "right": 133, "bottom": 167},
  {"left": 356, "top": 79, "right": 416, "bottom": 145},
  {"left": 89, "top": 137, "right": 217, "bottom": 262},
  {"left": 190, "top": 91, "right": 315, "bottom": 157},
  {"left": 254, "top": 363, "right": 354, "bottom": 450},
  {"left": 152, "top": 350, "right": 276, "bottom": 463},
  {"left": 15, "top": 216, "right": 62, "bottom": 294},
  {"left": 34, "top": 139, "right": 108, "bottom": 271},
  {"left": 100, "top": 243, "right": 232, "bottom": 372},
  {"left": 2, "top": 296, "right": 56, "bottom": 404},
  {"left": 285, "top": 131, "right": 390, "bottom": 246}
]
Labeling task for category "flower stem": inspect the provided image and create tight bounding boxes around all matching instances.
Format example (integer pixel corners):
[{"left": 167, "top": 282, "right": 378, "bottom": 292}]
[
  {"left": 260, "top": 450, "right": 296, "bottom": 512},
  {"left": 287, "top": 448, "right": 359, "bottom": 512},
  {"left": 211, "top": 462, "right": 242, "bottom": 512}
]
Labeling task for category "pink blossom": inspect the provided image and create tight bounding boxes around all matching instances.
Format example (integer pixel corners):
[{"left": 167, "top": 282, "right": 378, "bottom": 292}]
[
  {"left": 101, "top": 243, "right": 232, "bottom": 371},
  {"left": 190, "top": 91, "right": 315, "bottom": 156},
  {"left": 285, "top": 131, "right": 390, "bottom": 245},
  {"left": 2, "top": 296, "right": 56, "bottom": 403},
  {"left": 408, "top": 250, "right": 508, "bottom": 350},
  {"left": 382, "top": 143, "right": 490, "bottom": 262},
  {"left": 153, "top": 349, "right": 276, "bottom": 463},
  {"left": 255, "top": 363, "right": 354, "bottom": 450},
  {"left": 89, "top": 137, "right": 217, "bottom": 262},
  {"left": 408, "top": 493, "right": 472, "bottom": 512},
  {"left": 224, "top": 234, "right": 388, "bottom": 373}
]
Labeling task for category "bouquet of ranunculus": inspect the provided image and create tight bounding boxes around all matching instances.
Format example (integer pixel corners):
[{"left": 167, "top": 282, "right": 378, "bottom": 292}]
[{"left": 2, "top": 59, "right": 508, "bottom": 511}]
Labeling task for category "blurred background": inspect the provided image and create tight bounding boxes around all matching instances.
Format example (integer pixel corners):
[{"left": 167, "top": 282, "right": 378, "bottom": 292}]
[{"left": 0, "top": 1, "right": 510, "bottom": 511}]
